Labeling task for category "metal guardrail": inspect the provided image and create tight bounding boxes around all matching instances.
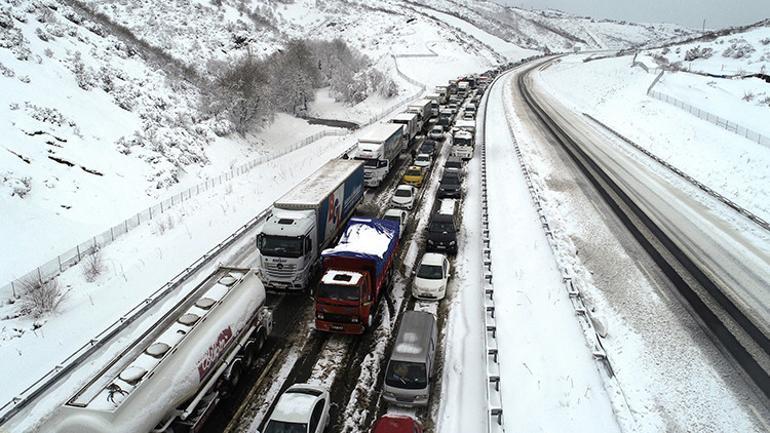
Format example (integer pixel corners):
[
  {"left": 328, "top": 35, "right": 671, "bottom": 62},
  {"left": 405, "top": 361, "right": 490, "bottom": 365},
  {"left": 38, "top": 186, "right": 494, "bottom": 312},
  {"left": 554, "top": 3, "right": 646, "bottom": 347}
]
[
  {"left": 583, "top": 113, "right": 770, "bottom": 232},
  {"left": 0, "top": 207, "right": 272, "bottom": 425},
  {"left": 506, "top": 68, "right": 616, "bottom": 380},
  {"left": 477, "top": 68, "right": 506, "bottom": 433}
]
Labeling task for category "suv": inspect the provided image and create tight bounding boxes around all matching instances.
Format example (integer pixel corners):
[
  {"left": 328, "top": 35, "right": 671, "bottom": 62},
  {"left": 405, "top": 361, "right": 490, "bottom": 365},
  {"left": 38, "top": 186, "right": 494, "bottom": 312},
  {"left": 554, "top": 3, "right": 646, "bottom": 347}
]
[
  {"left": 426, "top": 199, "right": 459, "bottom": 254},
  {"left": 437, "top": 171, "right": 462, "bottom": 199},
  {"left": 428, "top": 125, "right": 445, "bottom": 141},
  {"left": 444, "top": 156, "right": 464, "bottom": 176}
]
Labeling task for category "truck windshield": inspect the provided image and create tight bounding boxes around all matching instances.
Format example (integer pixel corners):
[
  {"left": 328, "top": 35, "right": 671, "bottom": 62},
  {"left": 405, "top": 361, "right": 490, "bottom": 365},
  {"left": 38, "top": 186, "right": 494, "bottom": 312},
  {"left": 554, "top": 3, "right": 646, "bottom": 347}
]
[
  {"left": 417, "top": 264, "right": 443, "bottom": 279},
  {"left": 318, "top": 283, "right": 360, "bottom": 301},
  {"left": 260, "top": 235, "right": 303, "bottom": 258},
  {"left": 355, "top": 157, "right": 379, "bottom": 168},
  {"left": 385, "top": 361, "right": 427, "bottom": 390},
  {"left": 264, "top": 421, "right": 307, "bottom": 433}
]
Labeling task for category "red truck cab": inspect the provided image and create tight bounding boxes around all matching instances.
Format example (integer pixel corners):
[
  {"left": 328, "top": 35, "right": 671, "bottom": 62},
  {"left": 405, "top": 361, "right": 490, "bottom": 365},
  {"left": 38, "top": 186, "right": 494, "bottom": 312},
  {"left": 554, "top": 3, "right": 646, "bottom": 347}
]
[{"left": 314, "top": 217, "right": 399, "bottom": 334}]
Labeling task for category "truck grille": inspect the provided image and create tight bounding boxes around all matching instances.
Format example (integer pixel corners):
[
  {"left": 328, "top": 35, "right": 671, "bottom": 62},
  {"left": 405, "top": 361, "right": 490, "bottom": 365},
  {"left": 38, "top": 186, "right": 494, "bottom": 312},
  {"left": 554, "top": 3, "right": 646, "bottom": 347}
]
[
  {"left": 264, "top": 262, "right": 296, "bottom": 279},
  {"left": 321, "top": 312, "right": 357, "bottom": 323}
]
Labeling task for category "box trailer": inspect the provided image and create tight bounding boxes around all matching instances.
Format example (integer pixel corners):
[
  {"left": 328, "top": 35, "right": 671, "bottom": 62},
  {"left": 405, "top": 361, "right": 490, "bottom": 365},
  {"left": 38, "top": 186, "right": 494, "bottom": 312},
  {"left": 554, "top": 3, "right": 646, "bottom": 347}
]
[{"left": 257, "top": 159, "right": 364, "bottom": 291}]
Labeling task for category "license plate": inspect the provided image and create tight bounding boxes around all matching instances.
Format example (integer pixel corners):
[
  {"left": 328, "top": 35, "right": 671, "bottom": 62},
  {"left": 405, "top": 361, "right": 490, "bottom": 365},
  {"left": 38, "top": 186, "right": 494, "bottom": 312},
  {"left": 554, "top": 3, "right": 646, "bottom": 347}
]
[{"left": 331, "top": 324, "right": 344, "bottom": 330}]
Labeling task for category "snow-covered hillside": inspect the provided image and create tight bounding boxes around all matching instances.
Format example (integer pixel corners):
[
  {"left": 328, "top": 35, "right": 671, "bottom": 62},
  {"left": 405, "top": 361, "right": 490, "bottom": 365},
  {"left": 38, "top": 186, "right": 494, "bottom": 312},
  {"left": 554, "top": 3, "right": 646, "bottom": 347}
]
[
  {"left": 535, "top": 21, "right": 770, "bottom": 222},
  {"left": 0, "top": 0, "right": 692, "bottom": 294}
]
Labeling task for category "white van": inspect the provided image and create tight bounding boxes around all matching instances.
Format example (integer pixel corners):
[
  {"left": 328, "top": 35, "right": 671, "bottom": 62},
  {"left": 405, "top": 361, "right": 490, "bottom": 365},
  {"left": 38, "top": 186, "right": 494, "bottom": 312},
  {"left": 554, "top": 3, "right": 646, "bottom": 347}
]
[{"left": 383, "top": 311, "right": 437, "bottom": 407}]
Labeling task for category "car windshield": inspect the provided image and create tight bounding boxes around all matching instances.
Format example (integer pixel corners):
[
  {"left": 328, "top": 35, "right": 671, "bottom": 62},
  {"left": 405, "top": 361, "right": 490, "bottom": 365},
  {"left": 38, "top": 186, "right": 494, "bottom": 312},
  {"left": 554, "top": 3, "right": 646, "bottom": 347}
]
[
  {"left": 395, "top": 189, "right": 412, "bottom": 197},
  {"left": 406, "top": 169, "right": 422, "bottom": 177},
  {"left": 317, "top": 283, "right": 359, "bottom": 301},
  {"left": 385, "top": 361, "right": 427, "bottom": 390},
  {"left": 441, "top": 176, "right": 460, "bottom": 186},
  {"left": 260, "top": 235, "right": 303, "bottom": 258},
  {"left": 429, "top": 221, "right": 455, "bottom": 233},
  {"left": 264, "top": 420, "right": 308, "bottom": 433},
  {"left": 417, "top": 264, "right": 443, "bottom": 279},
  {"left": 446, "top": 161, "right": 461, "bottom": 169},
  {"left": 356, "top": 157, "right": 379, "bottom": 167}
]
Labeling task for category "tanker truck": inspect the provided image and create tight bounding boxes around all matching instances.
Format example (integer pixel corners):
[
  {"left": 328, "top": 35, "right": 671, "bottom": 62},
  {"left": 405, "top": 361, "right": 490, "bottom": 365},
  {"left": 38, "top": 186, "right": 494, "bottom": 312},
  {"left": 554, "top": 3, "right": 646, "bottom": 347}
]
[
  {"left": 314, "top": 217, "right": 400, "bottom": 334},
  {"left": 50, "top": 267, "right": 273, "bottom": 433},
  {"left": 257, "top": 159, "right": 364, "bottom": 291}
]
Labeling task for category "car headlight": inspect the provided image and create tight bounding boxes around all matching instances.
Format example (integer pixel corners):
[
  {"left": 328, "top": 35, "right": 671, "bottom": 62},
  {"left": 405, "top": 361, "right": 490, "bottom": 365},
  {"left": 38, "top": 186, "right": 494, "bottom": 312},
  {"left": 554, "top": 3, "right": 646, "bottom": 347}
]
[
  {"left": 415, "top": 394, "right": 428, "bottom": 399},
  {"left": 428, "top": 240, "right": 434, "bottom": 244}
]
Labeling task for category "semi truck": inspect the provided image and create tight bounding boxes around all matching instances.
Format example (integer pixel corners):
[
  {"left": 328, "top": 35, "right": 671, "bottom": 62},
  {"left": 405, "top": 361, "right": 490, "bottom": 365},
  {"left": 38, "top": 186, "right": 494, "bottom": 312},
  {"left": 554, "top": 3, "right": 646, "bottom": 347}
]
[
  {"left": 315, "top": 217, "right": 400, "bottom": 334},
  {"left": 389, "top": 112, "right": 420, "bottom": 146},
  {"left": 407, "top": 99, "right": 433, "bottom": 131},
  {"left": 257, "top": 159, "right": 364, "bottom": 291},
  {"left": 50, "top": 267, "right": 273, "bottom": 433},
  {"left": 425, "top": 93, "right": 440, "bottom": 116},
  {"left": 356, "top": 123, "right": 404, "bottom": 188},
  {"left": 451, "top": 129, "right": 474, "bottom": 160}
]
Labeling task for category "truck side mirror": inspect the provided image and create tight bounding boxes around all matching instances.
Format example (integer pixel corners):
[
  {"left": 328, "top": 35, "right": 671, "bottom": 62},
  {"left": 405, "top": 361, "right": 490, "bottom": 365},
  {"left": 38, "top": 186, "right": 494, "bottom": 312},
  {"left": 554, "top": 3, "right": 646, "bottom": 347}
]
[{"left": 256, "top": 234, "right": 264, "bottom": 250}]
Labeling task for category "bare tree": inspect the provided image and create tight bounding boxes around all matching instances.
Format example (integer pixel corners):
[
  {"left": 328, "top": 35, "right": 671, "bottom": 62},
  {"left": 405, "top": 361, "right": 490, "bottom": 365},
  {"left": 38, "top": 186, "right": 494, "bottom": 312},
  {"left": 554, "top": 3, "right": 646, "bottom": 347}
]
[{"left": 17, "top": 276, "right": 68, "bottom": 318}]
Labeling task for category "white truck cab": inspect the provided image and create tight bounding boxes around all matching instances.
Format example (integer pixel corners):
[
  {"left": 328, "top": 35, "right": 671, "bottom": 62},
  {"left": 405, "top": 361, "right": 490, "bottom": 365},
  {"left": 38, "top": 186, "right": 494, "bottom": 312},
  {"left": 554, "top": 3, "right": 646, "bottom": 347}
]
[{"left": 258, "top": 208, "right": 317, "bottom": 290}]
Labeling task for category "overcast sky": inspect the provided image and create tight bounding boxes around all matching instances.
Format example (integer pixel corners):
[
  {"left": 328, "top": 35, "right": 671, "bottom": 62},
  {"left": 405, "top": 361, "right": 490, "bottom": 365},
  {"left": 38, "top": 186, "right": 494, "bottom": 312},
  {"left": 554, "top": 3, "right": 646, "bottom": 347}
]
[{"left": 497, "top": 0, "right": 768, "bottom": 29}]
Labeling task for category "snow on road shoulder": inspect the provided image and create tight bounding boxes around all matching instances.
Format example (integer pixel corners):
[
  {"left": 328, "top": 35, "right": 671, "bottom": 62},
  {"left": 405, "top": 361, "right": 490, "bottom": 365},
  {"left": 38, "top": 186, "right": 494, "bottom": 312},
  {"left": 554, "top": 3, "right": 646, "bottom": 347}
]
[{"left": 484, "top": 71, "right": 622, "bottom": 432}]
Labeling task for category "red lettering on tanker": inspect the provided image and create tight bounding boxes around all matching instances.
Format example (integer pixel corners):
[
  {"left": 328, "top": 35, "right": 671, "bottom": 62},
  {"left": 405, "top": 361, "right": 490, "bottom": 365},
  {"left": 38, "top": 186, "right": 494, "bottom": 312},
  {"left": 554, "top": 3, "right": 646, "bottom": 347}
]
[{"left": 196, "top": 326, "right": 233, "bottom": 381}]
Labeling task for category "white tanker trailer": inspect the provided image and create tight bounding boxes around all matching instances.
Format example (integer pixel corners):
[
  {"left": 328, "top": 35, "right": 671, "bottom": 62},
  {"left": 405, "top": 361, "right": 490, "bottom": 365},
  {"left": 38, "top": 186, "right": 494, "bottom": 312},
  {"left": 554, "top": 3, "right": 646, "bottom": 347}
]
[{"left": 46, "top": 267, "right": 272, "bottom": 433}]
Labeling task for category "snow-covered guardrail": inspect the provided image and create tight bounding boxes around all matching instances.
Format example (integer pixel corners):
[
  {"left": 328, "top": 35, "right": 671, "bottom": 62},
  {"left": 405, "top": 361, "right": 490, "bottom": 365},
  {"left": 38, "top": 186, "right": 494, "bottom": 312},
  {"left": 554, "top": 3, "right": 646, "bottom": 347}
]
[
  {"left": 476, "top": 68, "right": 507, "bottom": 433},
  {"left": 0, "top": 207, "right": 272, "bottom": 425},
  {"left": 583, "top": 113, "right": 770, "bottom": 232},
  {"left": 506, "top": 70, "right": 616, "bottom": 381}
]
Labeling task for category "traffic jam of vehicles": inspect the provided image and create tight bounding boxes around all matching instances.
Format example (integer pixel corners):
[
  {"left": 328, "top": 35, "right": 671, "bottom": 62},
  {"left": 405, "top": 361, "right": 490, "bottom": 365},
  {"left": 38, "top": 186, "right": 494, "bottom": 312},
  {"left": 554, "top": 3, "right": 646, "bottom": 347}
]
[{"left": 46, "top": 69, "right": 499, "bottom": 433}]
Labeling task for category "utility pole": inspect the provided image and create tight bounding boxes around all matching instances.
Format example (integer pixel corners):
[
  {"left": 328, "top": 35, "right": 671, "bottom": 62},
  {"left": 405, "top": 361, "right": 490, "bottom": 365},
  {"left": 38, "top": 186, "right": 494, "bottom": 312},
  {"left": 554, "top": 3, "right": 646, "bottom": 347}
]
[{"left": 702, "top": 19, "right": 706, "bottom": 32}]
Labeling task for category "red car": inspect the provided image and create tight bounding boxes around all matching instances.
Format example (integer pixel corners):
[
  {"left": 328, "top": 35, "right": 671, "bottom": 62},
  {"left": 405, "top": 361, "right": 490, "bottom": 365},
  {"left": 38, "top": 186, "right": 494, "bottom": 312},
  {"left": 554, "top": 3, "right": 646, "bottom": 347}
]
[{"left": 372, "top": 415, "right": 424, "bottom": 433}]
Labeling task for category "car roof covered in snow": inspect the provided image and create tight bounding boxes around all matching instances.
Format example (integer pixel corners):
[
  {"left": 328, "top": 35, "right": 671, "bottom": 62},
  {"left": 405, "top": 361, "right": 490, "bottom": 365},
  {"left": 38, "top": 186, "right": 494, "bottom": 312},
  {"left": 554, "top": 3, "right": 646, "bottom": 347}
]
[
  {"left": 270, "top": 386, "right": 321, "bottom": 423},
  {"left": 274, "top": 159, "right": 362, "bottom": 210},
  {"left": 420, "top": 252, "right": 446, "bottom": 267},
  {"left": 391, "top": 311, "right": 435, "bottom": 362}
]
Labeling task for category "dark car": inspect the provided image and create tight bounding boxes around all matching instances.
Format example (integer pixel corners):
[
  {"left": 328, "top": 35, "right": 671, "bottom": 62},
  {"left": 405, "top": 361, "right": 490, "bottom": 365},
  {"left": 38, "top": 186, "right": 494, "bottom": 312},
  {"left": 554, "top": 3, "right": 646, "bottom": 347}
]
[
  {"left": 419, "top": 140, "right": 438, "bottom": 158},
  {"left": 426, "top": 202, "right": 459, "bottom": 255},
  {"left": 437, "top": 172, "right": 462, "bottom": 199}
]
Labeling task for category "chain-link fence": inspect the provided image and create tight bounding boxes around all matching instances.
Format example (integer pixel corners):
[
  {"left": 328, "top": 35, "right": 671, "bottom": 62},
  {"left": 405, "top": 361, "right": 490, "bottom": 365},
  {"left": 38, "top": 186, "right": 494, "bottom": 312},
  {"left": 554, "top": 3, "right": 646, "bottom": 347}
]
[
  {"left": 648, "top": 90, "right": 769, "bottom": 148},
  {"left": 1, "top": 128, "right": 348, "bottom": 298}
]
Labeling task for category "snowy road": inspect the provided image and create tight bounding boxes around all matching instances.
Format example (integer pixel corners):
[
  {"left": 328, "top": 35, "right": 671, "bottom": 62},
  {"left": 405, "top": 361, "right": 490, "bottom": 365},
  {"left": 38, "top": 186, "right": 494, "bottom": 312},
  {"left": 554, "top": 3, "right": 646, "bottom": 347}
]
[
  {"left": 483, "top": 69, "right": 623, "bottom": 432},
  {"left": 505, "top": 58, "right": 770, "bottom": 431}
]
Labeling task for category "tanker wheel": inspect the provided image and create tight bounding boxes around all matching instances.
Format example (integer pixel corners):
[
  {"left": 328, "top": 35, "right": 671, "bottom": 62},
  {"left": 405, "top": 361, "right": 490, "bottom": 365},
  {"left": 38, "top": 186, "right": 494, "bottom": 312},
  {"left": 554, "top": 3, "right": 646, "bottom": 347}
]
[{"left": 226, "top": 362, "right": 243, "bottom": 392}]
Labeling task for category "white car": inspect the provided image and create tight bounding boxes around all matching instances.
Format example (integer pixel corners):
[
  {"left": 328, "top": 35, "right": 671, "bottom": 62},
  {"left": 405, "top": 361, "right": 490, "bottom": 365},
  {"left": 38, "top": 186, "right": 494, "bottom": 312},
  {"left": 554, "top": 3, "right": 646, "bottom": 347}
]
[
  {"left": 413, "top": 153, "right": 432, "bottom": 169},
  {"left": 263, "top": 383, "right": 330, "bottom": 433},
  {"left": 383, "top": 208, "right": 408, "bottom": 235},
  {"left": 391, "top": 185, "right": 417, "bottom": 210},
  {"left": 412, "top": 253, "right": 451, "bottom": 300},
  {"left": 428, "top": 126, "right": 445, "bottom": 141}
]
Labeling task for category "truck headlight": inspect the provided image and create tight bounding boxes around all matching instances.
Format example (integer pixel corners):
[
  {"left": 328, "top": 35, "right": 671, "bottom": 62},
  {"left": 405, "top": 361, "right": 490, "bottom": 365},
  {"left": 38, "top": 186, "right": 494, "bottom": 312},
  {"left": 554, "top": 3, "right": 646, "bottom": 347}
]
[
  {"left": 317, "top": 312, "right": 325, "bottom": 320},
  {"left": 351, "top": 317, "right": 359, "bottom": 323},
  {"left": 428, "top": 240, "right": 434, "bottom": 244},
  {"left": 450, "top": 241, "right": 456, "bottom": 245}
]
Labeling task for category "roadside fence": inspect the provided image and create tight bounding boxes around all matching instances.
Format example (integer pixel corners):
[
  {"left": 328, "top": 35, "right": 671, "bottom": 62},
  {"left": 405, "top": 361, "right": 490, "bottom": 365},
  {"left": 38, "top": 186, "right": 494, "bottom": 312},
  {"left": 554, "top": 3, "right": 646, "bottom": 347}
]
[
  {"left": 0, "top": 128, "right": 350, "bottom": 299},
  {"left": 584, "top": 113, "right": 770, "bottom": 232},
  {"left": 647, "top": 90, "right": 769, "bottom": 148},
  {"left": 0, "top": 208, "right": 272, "bottom": 425}
]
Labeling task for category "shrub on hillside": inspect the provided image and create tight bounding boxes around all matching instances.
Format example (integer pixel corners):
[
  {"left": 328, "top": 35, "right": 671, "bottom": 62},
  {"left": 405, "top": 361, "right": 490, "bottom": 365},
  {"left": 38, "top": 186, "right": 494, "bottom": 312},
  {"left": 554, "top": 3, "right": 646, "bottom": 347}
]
[
  {"left": 722, "top": 38, "right": 755, "bottom": 59},
  {"left": 82, "top": 247, "right": 106, "bottom": 282},
  {"left": 684, "top": 45, "right": 713, "bottom": 61},
  {"left": 17, "top": 276, "right": 67, "bottom": 319}
]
